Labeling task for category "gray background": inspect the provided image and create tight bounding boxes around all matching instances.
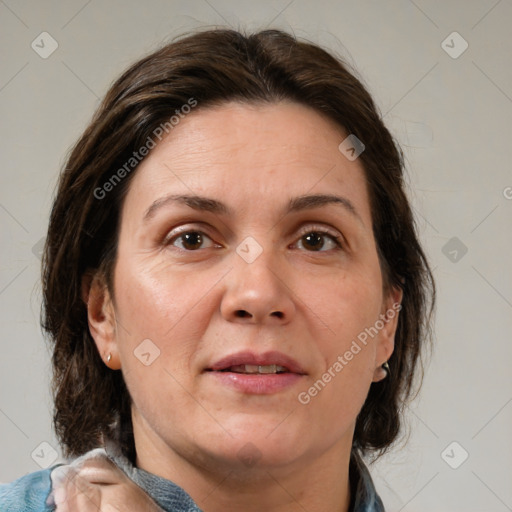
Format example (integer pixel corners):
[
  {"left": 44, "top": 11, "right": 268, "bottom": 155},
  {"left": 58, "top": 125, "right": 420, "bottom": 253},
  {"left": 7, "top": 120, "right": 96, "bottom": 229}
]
[{"left": 1, "top": 1, "right": 511, "bottom": 510}]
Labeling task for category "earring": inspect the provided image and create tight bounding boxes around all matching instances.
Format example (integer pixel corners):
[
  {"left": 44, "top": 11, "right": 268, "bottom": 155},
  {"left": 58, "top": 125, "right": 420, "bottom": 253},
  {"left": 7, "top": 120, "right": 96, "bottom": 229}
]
[
  {"left": 382, "top": 361, "right": 391, "bottom": 377},
  {"left": 106, "top": 353, "right": 112, "bottom": 363}
]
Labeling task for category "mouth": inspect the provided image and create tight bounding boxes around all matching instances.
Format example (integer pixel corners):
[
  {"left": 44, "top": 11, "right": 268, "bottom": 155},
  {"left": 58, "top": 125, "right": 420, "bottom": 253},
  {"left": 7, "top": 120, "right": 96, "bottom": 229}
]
[
  {"left": 205, "top": 351, "right": 306, "bottom": 394},
  {"left": 206, "top": 350, "right": 306, "bottom": 375},
  {"left": 215, "top": 364, "right": 290, "bottom": 374}
]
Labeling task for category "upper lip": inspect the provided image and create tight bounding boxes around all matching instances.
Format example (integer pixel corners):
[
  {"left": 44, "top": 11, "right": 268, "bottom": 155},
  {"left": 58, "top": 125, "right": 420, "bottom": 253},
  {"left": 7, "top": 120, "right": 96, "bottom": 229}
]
[{"left": 207, "top": 351, "right": 307, "bottom": 374}]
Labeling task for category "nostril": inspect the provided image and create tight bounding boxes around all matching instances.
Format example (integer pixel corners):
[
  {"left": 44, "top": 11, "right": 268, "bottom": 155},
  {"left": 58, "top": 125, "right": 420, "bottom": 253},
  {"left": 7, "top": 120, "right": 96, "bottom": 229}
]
[{"left": 233, "top": 310, "right": 283, "bottom": 319}]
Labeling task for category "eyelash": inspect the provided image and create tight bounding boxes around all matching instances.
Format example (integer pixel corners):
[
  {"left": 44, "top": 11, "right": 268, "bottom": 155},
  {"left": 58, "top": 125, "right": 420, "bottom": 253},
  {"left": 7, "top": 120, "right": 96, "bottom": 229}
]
[{"left": 164, "top": 225, "right": 344, "bottom": 253}]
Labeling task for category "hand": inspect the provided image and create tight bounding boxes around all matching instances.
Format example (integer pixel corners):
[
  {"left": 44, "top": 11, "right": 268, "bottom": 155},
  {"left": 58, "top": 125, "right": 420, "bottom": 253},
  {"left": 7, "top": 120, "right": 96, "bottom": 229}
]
[{"left": 50, "top": 451, "right": 164, "bottom": 511}]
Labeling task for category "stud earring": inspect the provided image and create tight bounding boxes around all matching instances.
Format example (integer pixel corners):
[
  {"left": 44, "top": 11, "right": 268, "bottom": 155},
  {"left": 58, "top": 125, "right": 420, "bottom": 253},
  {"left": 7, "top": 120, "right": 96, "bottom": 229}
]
[
  {"left": 106, "top": 353, "right": 112, "bottom": 363},
  {"left": 382, "top": 361, "right": 390, "bottom": 377}
]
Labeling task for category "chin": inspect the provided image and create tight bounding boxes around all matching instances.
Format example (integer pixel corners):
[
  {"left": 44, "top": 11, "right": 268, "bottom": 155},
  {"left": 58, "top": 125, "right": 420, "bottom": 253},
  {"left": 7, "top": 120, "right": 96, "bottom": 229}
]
[
  {"left": 202, "top": 422, "right": 309, "bottom": 470},
  {"left": 212, "top": 442, "right": 304, "bottom": 473}
]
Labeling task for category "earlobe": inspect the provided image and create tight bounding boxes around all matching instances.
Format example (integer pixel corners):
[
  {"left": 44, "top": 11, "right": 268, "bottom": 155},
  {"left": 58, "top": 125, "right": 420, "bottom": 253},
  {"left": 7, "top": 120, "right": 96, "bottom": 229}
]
[
  {"left": 372, "top": 362, "right": 389, "bottom": 383},
  {"left": 82, "top": 272, "right": 121, "bottom": 370},
  {"left": 104, "top": 351, "right": 120, "bottom": 370}
]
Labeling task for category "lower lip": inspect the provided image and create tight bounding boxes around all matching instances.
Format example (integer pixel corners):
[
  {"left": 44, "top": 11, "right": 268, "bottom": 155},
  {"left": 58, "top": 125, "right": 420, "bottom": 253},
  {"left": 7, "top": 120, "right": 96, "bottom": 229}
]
[{"left": 207, "top": 371, "right": 304, "bottom": 394}]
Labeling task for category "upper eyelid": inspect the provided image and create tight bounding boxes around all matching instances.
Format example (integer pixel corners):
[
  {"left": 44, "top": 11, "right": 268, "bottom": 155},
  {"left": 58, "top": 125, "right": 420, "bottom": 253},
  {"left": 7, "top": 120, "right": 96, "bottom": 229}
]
[
  {"left": 296, "top": 223, "right": 341, "bottom": 237},
  {"left": 165, "top": 221, "right": 342, "bottom": 237}
]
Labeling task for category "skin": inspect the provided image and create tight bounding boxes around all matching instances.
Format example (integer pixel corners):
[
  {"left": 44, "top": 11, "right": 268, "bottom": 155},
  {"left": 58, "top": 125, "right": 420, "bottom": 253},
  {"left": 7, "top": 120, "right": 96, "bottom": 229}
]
[{"left": 85, "top": 101, "right": 402, "bottom": 512}]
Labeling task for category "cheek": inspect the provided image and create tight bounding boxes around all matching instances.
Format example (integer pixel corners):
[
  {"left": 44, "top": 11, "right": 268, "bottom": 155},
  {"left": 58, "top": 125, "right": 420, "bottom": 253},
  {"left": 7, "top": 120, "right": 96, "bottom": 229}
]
[
  {"left": 111, "top": 258, "right": 207, "bottom": 424},
  {"left": 300, "top": 284, "right": 379, "bottom": 431},
  {"left": 112, "top": 255, "right": 221, "bottom": 371},
  {"left": 296, "top": 263, "right": 382, "bottom": 413},
  {"left": 114, "top": 256, "right": 186, "bottom": 336},
  {"left": 306, "top": 264, "right": 383, "bottom": 350}
]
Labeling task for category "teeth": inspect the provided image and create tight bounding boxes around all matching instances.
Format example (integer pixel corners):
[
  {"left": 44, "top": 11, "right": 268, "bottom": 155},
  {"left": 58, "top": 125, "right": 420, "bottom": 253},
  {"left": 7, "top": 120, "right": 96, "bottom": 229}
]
[
  {"left": 242, "top": 364, "right": 260, "bottom": 374},
  {"left": 228, "top": 364, "right": 288, "bottom": 374},
  {"left": 258, "top": 364, "right": 277, "bottom": 374}
]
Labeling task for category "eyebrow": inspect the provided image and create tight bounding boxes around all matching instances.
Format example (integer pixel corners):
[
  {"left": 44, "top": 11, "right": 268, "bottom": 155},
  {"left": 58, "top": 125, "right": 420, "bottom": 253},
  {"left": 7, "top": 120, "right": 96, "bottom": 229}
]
[{"left": 143, "top": 193, "right": 361, "bottom": 222}]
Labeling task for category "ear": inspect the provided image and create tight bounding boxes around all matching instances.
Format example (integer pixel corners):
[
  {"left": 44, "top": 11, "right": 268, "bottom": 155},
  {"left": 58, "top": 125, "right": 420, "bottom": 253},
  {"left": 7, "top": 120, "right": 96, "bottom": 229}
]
[
  {"left": 372, "top": 285, "right": 403, "bottom": 383},
  {"left": 82, "top": 271, "right": 121, "bottom": 370}
]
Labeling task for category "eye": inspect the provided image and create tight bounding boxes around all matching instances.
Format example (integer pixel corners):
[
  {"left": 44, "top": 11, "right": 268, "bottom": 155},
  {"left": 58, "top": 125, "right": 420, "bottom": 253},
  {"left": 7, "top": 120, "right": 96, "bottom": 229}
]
[
  {"left": 294, "top": 227, "right": 343, "bottom": 252},
  {"left": 165, "top": 230, "right": 217, "bottom": 251},
  {"left": 164, "top": 226, "right": 343, "bottom": 253}
]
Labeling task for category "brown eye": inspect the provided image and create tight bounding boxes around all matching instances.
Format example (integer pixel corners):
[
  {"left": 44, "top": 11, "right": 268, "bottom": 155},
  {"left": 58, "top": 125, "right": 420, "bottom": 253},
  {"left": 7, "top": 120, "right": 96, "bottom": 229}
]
[
  {"left": 167, "top": 231, "right": 214, "bottom": 251},
  {"left": 296, "top": 230, "right": 342, "bottom": 252}
]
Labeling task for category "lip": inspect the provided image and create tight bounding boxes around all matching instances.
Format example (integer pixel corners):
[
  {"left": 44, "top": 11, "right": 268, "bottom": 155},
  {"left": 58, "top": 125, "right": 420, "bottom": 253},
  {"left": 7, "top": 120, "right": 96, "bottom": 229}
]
[{"left": 205, "top": 350, "right": 307, "bottom": 395}]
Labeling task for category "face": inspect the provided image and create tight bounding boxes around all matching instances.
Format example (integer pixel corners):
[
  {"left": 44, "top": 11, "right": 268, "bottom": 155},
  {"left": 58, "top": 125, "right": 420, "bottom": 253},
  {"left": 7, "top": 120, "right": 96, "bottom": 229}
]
[{"left": 88, "top": 101, "right": 401, "bottom": 476}]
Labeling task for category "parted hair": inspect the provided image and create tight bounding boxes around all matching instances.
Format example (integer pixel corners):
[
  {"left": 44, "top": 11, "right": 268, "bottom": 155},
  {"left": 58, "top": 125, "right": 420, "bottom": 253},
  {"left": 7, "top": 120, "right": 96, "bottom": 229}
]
[{"left": 42, "top": 27, "right": 435, "bottom": 461}]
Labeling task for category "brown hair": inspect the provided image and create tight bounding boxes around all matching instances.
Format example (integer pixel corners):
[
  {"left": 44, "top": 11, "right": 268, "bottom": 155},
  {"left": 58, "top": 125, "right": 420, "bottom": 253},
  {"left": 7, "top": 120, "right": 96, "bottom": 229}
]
[{"left": 42, "top": 27, "right": 435, "bottom": 461}]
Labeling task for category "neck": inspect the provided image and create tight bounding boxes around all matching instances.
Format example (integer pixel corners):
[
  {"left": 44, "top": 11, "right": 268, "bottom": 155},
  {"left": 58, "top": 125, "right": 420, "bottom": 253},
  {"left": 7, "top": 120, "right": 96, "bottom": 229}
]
[{"left": 133, "top": 417, "right": 353, "bottom": 512}]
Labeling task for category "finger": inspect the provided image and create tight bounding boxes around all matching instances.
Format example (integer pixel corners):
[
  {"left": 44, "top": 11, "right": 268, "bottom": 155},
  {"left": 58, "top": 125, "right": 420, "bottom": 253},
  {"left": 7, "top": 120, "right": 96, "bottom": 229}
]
[
  {"left": 102, "top": 505, "right": 122, "bottom": 512},
  {"left": 75, "top": 486, "right": 103, "bottom": 512},
  {"left": 78, "top": 457, "right": 127, "bottom": 485},
  {"left": 60, "top": 471, "right": 102, "bottom": 512}
]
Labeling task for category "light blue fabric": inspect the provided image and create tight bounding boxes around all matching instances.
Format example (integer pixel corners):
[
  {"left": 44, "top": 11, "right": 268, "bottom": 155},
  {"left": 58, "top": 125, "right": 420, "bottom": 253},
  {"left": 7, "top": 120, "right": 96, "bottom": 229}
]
[
  {"left": 0, "top": 445, "right": 385, "bottom": 511},
  {"left": 0, "top": 466, "right": 61, "bottom": 512}
]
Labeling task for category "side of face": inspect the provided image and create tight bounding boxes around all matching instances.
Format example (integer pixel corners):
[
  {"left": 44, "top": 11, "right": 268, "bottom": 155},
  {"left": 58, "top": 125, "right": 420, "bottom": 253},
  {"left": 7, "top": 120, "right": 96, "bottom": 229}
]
[{"left": 85, "top": 101, "right": 402, "bottom": 473}]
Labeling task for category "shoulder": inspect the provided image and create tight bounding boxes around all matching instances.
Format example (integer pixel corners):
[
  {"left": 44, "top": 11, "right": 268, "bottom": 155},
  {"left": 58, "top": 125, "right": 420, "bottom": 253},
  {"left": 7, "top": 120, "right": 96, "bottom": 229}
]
[{"left": 0, "top": 465, "right": 63, "bottom": 512}]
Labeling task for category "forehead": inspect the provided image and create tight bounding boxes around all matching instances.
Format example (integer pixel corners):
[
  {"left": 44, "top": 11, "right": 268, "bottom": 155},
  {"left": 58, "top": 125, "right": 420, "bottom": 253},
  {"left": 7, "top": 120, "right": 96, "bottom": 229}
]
[
  {"left": 152, "top": 101, "right": 346, "bottom": 166},
  {"left": 122, "top": 101, "right": 372, "bottom": 225}
]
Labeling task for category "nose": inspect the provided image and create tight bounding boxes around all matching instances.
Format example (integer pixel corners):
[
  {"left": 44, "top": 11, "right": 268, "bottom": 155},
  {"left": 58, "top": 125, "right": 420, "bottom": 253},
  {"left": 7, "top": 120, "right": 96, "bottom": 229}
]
[{"left": 220, "top": 242, "right": 296, "bottom": 325}]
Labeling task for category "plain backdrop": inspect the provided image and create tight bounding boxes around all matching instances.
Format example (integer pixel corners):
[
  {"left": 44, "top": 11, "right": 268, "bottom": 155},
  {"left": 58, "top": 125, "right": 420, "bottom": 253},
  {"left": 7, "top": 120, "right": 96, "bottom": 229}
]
[{"left": 1, "top": 1, "right": 511, "bottom": 511}]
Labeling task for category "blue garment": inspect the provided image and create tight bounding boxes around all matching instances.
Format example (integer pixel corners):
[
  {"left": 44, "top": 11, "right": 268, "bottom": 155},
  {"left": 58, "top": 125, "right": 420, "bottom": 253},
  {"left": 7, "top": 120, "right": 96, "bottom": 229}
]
[
  {"left": 0, "top": 444, "right": 385, "bottom": 511},
  {"left": 0, "top": 466, "right": 58, "bottom": 512}
]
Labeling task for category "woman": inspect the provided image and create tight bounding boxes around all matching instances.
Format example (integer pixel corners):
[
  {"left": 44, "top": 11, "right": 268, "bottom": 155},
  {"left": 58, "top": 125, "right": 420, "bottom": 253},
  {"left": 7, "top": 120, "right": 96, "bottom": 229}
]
[{"left": 0, "top": 27, "right": 434, "bottom": 511}]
